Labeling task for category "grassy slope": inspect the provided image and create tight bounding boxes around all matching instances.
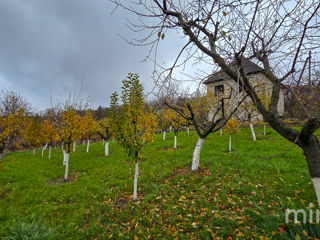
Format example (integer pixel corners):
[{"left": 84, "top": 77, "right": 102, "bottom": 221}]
[{"left": 0, "top": 127, "right": 320, "bottom": 239}]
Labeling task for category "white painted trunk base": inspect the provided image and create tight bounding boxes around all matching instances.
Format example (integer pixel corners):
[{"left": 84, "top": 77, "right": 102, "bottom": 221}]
[
  {"left": 73, "top": 141, "right": 76, "bottom": 152},
  {"left": 187, "top": 127, "right": 190, "bottom": 135},
  {"left": 163, "top": 131, "right": 166, "bottom": 141},
  {"left": 312, "top": 178, "right": 320, "bottom": 207},
  {"left": 33, "top": 148, "right": 36, "bottom": 156},
  {"left": 49, "top": 146, "right": 52, "bottom": 159},
  {"left": 264, "top": 123, "right": 266, "bottom": 136},
  {"left": 105, "top": 141, "right": 109, "bottom": 156},
  {"left": 174, "top": 135, "right": 177, "bottom": 149},
  {"left": 220, "top": 128, "right": 223, "bottom": 136},
  {"left": 229, "top": 135, "right": 232, "bottom": 152},
  {"left": 86, "top": 140, "right": 90, "bottom": 153},
  {"left": 64, "top": 152, "right": 70, "bottom": 180},
  {"left": 83, "top": 140, "right": 85, "bottom": 145},
  {"left": 249, "top": 123, "right": 257, "bottom": 142},
  {"left": 169, "top": 126, "right": 172, "bottom": 133},
  {"left": 62, "top": 150, "right": 66, "bottom": 165},
  {"left": 102, "top": 139, "right": 105, "bottom": 145},
  {"left": 133, "top": 162, "right": 139, "bottom": 200},
  {"left": 61, "top": 142, "right": 64, "bottom": 150},
  {"left": 191, "top": 138, "right": 205, "bottom": 171},
  {"left": 41, "top": 143, "right": 47, "bottom": 157}
]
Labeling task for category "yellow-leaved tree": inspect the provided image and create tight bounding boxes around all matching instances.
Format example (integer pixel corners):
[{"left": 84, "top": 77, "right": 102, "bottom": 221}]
[
  {"left": 96, "top": 117, "right": 113, "bottom": 156},
  {"left": 41, "top": 115, "right": 59, "bottom": 159},
  {"left": 0, "top": 108, "right": 25, "bottom": 159},
  {"left": 82, "top": 110, "right": 98, "bottom": 153},
  {"left": 110, "top": 73, "right": 157, "bottom": 200},
  {"left": 163, "top": 107, "right": 185, "bottom": 149},
  {"left": 56, "top": 109, "right": 82, "bottom": 180},
  {"left": 24, "top": 116, "right": 44, "bottom": 156}
]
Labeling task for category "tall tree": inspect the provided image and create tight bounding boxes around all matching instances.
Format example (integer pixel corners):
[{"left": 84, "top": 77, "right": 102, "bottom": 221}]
[
  {"left": 110, "top": 73, "right": 157, "bottom": 200},
  {"left": 112, "top": 0, "right": 320, "bottom": 205}
]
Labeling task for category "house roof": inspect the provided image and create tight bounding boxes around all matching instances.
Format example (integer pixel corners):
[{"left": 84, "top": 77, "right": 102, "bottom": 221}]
[{"left": 203, "top": 58, "right": 264, "bottom": 85}]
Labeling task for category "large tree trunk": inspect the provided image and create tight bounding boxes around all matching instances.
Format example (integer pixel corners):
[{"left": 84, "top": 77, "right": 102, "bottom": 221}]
[
  {"left": 191, "top": 137, "right": 205, "bottom": 171},
  {"left": 133, "top": 161, "right": 139, "bottom": 200},
  {"left": 64, "top": 152, "right": 70, "bottom": 180},
  {"left": 303, "top": 138, "right": 320, "bottom": 207},
  {"left": 249, "top": 123, "right": 257, "bottom": 142},
  {"left": 105, "top": 140, "right": 109, "bottom": 156},
  {"left": 86, "top": 140, "right": 90, "bottom": 153},
  {"left": 163, "top": 131, "right": 166, "bottom": 140}
]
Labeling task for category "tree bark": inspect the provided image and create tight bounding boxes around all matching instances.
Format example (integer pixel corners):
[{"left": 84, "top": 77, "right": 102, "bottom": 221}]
[
  {"left": 303, "top": 138, "right": 320, "bottom": 207},
  {"left": 49, "top": 146, "right": 52, "bottom": 159},
  {"left": 86, "top": 140, "right": 90, "bottom": 153},
  {"left": 133, "top": 161, "right": 139, "bottom": 201},
  {"left": 64, "top": 152, "right": 69, "bottom": 180},
  {"left": 105, "top": 140, "right": 109, "bottom": 156},
  {"left": 249, "top": 123, "right": 257, "bottom": 142},
  {"left": 191, "top": 137, "right": 205, "bottom": 171}
]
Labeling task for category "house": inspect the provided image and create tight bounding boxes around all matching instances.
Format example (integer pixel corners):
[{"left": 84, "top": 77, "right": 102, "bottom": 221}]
[{"left": 203, "top": 58, "right": 285, "bottom": 122}]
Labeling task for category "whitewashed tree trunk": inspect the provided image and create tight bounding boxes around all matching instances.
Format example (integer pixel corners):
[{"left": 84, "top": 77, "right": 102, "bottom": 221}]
[
  {"left": 133, "top": 162, "right": 139, "bottom": 200},
  {"left": 169, "top": 126, "right": 172, "bottom": 133},
  {"left": 49, "top": 146, "right": 52, "bottom": 159},
  {"left": 33, "top": 148, "right": 36, "bottom": 156},
  {"left": 163, "top": 131, "right": 166, "bottom": 140},
  {"left": 83, "top": 140, "right": 85, "bottom": 145},
  {"left": 61, "top": 142, "right": 64, "bottom": 150},
  {"left": 191, "top": 138, "right": 205, "bottom": 171},
  {"left": 312, "top": 178, "right": 320, "bottom": 207},
  {"left": 264, "top": 123, "right": 266, "bottom": 136},
  {"left": 105, "top": 140, "right": 109, "bottom": 156},
  {"left": 64, "top": 152, "right": 70, "bottom": 180},
  {"left": 103, "top": 139, "right": 105, "bottom": 145},
  {"left": 229, "top": 135, "right": 232, "bottom": 152},
  {"left": 73, "top": 141, "right": 76, "bottom": 152},
  {"left": 249, "top": 123, "right": 257, "bottom": 141},
  {"left": 41, "top": 143, "right": 47, "bottom": 157},
  {"left": 187, "top": 127, "right": 190, "bottom": 135},
  {"left": 220, "top": 128, "right": 223, "bottom": 136},
  {"left": 86, "top": 140, "right": 90, "bottom": 153},
  {"left": 174, "top": 135, "right": 177, "bottom": 149},
  {"left": 62, "top": 150, "right": 66, "bottom": 165}
]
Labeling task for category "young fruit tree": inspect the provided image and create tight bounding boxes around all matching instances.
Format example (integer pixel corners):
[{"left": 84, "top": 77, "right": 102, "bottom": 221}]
[
  {"left": 165, "top": 90, "right": 244, "bottom": 171},
  {"left": 41, "top": 116, "right": 59, "bottom": 159},
  {"left": 96, "top": 117, "right": 113, "bottom": 156},
  {"left": 24, "top": 116, "right": 44, "bottom": 156},
  {"left": 225, "top": 118, "right": 240, "bottom": 152},
  {"left": 82, "top": 110, "right": 98, "bottom": 153},
  {"left": 111, "top": 0, "right": 320, "bottom": 205},
  {"left": 163, "top": 107, "right": 184, "bottom": 149},
  {"left": 57, "top": 109, "right": 82, "bottom": 180},
  {"left": 156, "top": 108, "right": 170, "bottom": 141},
  {"left": 110, "top": 73, "right": 157, "bottom": 201}
]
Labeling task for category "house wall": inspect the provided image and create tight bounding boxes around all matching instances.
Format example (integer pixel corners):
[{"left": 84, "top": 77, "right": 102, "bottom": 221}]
[{"left": 206, "top": 73, "right": 285, "bottom": 123}]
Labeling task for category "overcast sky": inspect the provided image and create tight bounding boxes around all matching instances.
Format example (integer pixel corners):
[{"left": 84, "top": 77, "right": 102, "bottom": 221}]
[{"left": 0, "top": 0, "right": 185, "bottom": 112}]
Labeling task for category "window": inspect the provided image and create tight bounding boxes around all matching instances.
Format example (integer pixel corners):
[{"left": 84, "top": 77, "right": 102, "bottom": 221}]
[{"left": 215, "top": 85, "right": 224, "bottom": 95}]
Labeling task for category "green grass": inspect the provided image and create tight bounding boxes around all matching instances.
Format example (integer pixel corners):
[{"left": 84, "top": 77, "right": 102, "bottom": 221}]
[{"left": 0, "top": 127, "right": 320, "bottom": 239}]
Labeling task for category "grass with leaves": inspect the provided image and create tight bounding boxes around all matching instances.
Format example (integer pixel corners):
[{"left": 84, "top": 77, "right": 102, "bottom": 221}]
[{"left": 0, "top": 127, "right": 320, "bottom": 239}]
